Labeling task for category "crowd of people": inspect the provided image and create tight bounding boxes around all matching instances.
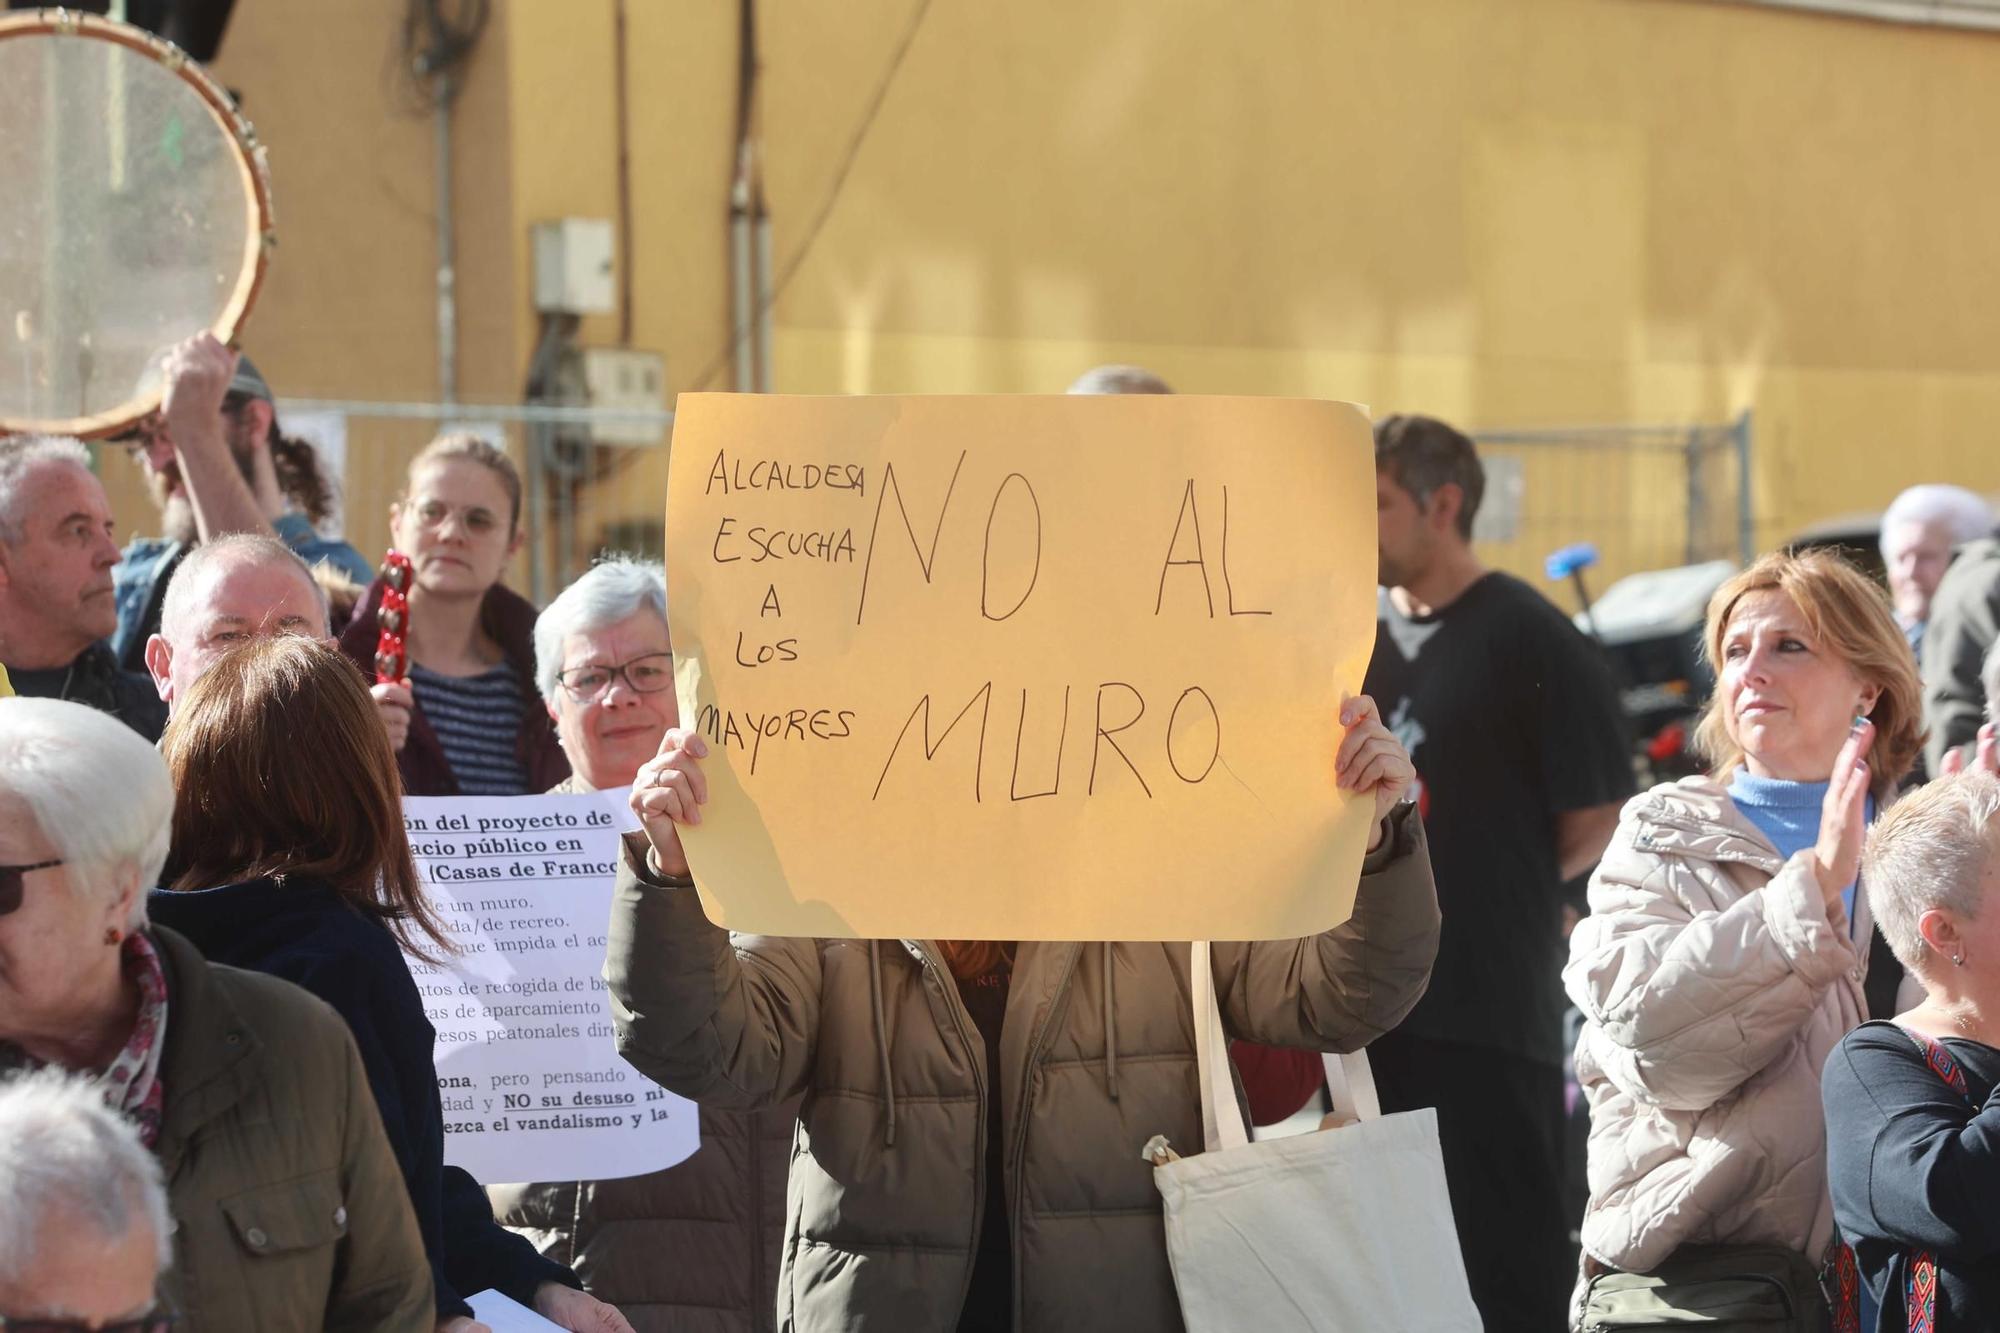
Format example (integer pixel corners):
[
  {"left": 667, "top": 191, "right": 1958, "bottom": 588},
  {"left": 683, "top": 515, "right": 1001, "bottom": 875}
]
[{"left": 5, "top": 344, "right": 2000, "bottom": 1332}]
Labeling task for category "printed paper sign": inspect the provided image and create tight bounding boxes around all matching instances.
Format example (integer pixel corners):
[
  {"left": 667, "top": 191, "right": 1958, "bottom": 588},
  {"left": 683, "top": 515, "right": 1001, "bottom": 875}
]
[
  {"left": 404, "top": 793, "right": 699, "bottom": 1182},
  {"left": 665, "top": 393, "right": 1380, "bottom": 941}
]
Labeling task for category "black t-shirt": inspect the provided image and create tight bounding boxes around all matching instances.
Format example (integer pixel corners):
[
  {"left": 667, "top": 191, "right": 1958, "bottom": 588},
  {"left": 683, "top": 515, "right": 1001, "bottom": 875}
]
[
  {"left": 5, "top": 643, "right": 167, "bottom": 743},
  {"left": 1362, "top": 572, "right": 1631, "bottom": 1066},
  {"left": 955, "top": 951, "right": 1014, "bottom": 1333},
  {"left": 1824, "top": 1022, "right": 2000, "bottom": 1332}
]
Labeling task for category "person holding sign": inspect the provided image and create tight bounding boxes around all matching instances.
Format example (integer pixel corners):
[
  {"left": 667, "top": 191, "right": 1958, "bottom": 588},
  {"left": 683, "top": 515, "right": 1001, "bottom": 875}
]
[
  {"left": 0, "top": 697, "right": 434, "bottom": 1330},
  {"left": 341, "top": 434, "right": 569, "bottom": 797},
  {"left": 604, "top": 697, "right": 1438, "bottom": 1332},
  {"left": 148, "top": 637, "right": 630, "bottom": 1333},
  {"left": 486, "top": 556, "right": 792, "bottom": 1329}
]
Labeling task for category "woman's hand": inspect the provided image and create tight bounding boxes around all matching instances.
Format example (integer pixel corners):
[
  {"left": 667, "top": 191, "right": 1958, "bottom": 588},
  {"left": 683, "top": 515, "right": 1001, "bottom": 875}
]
[
  {"left": 1940, "top": 721, "right": 1999, "bottom": 778},
  {"left": 436, "top": 1319, "right": 489, "bottom": 1333},
  {"left": 631, "top": 727, "right": 709, "bottom": 878},
  {"left": 535, "top": 1282, "right": 636, "bottom": 1332},
  {"left": 1335, "top": 694, "right": 1414, "bottom": 851},
  {"left": 371, "top": 678, "right": 414, "bottom": 753},
  {"left": 1810, "top": 718, "right": 1874, "bottom": 907}
]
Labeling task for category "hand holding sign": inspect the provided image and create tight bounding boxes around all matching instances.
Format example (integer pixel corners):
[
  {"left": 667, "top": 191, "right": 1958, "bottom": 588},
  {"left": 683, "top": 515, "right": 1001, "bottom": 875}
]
[
  {"left": 663, "top": 393, "right": 1382, "bottom": 941},
  {"left": 631, "top": 728, "right": 710, "bottom": 877}
]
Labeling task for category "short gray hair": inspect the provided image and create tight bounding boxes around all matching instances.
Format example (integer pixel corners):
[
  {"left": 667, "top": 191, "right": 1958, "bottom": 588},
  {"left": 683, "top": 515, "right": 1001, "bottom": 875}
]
[
  {"left": 0, "top": 1068, "right": 172, "bottom": 1285},
  {"left": 159, "top": 531, "right": 330, "bottom": 643},
  {"left": 1067, "top": 365, "right": 1173, "bottom": 395},
  {"left": 1863, "top": 770, "right": 2000, "bottom": 972},
  {"left": 0, "top": 435, "right": 94, "bottom": 545},
  {"left": 534, "top": 556, "right": 668, "bottom": 702},
  {"left": 1881, "top": 484, "right": 1994, "bottom": 554},
  {"left": 0, "top": 699, "right": 172, "bottom": 930}
]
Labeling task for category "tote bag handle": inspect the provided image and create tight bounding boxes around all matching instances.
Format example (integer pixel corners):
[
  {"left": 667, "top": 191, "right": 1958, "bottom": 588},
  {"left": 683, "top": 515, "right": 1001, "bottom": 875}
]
[
  {"left": 1190, "top": 941, "right": 1251, "bottom": 1152},
  {"left": 1190, "top": 940, "right": 1383, "bottom": 1150}
]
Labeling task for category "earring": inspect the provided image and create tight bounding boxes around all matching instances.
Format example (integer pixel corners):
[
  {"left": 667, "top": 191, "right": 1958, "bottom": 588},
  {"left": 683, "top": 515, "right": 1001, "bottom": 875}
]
[
  {"left": 104, "top": 926, "right": 122, "bottom": 947},
  {"left": 1953, "top": 949, "right": 1967, "bottom": 968}
]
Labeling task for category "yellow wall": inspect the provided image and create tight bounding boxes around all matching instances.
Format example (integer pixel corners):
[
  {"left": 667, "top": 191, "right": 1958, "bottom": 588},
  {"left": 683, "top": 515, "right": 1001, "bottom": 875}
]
[
  {"left": 756, "top": 0, "right": 2000, "bottom": 585},
  {"left": 106, "top": 0, "right": 2000, "bottom": 603}
]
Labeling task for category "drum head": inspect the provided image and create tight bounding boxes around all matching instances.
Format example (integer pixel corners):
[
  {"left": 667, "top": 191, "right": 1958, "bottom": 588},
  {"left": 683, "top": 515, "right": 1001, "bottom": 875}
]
[{"left": 0, "top": 11, "right": 273, "bottom": 437}]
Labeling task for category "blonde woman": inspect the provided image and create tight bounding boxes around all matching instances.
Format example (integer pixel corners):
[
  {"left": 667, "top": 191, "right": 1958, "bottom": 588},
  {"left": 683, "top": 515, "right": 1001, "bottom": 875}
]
[{"left": 1566, "top": 549, "right": 1923, "bottom": 1327}]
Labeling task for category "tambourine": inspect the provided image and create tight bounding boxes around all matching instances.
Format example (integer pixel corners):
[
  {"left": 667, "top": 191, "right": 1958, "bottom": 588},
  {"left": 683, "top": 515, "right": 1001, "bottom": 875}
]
[
  {"left": 0, "top": 10, "right": 276, "bottom": 438},
  {"left": 375, "top": 551, "right": 414, "bottom": 685}
]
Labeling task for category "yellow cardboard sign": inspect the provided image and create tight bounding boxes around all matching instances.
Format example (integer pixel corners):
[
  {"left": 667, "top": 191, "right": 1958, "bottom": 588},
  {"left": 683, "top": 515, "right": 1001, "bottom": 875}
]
[{"left": 665, "top": 393, "right": 1379, "bottom": 941}]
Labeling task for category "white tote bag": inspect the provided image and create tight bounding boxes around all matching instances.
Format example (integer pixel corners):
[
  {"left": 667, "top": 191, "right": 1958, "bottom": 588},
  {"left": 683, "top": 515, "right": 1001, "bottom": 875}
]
[{"left": 1146, "top": 941, "right": 1481, "bottom": 1333}]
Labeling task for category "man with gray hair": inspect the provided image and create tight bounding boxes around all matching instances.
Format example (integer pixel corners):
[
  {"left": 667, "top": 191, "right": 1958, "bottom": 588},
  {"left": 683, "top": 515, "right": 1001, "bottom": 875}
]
[
  {"left": 0, "top": 435, "right": 167, "bottom": 741},
  {"left": 1880, "top": 483, "right": 1994, "bottom": 661},
  {"left": 142, "top": 531, "right": 331, "bottom": 713},
  {"left": 1066, "top": 364, "right": 1173, "bottom": 395},
  {"left": 0, "top": 1069, "right": 174, "bottom": 1329}
]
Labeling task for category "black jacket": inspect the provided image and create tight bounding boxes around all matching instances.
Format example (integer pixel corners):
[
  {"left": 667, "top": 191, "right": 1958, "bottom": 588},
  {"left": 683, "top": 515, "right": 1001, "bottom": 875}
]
[
  {"left": 1823, "top": 1021, "right": 2000, "bottom": 1330},
  {"left": 4, "top": 640, "right": 166, "bottom": 742},
  {"left": 149, "top": 876, "right": 581, "bottom": 1319}
]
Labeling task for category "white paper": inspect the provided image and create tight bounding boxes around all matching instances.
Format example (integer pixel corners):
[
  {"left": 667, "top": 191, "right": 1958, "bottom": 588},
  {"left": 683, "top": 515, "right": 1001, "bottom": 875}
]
[
  {"left": 403, "top": 793, "right": 698, "bottom": 1183},
  {"left": 466, "top": 1289, "right": 565, "bottom": 1331}
]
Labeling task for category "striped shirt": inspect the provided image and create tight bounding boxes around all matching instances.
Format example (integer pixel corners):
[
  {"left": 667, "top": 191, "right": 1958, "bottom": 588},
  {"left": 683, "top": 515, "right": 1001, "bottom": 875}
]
[{"left": 409, "top": 662, "right": 531, "bottom": 795}]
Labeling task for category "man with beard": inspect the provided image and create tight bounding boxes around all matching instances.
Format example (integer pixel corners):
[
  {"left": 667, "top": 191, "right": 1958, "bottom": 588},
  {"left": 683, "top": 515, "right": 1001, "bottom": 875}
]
[
  {"left": 107, "top": 332, "right": 371, "bottom": 672},
  {"left": 1361, "top": 413, "right": 1631, "bottom": 1332},
  {"left": 0, "top": 436, "right": 166, "bottom": 740}
]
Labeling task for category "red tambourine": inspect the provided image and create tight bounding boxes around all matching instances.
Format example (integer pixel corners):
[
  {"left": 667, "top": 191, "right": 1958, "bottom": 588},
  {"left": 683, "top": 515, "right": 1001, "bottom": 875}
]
[{"left": 375, "top": 551, "right": 414, "bottom": 684}]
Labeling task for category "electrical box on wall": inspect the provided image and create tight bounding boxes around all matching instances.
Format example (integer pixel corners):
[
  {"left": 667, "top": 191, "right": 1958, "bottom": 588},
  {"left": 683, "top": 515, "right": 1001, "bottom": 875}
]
[
  {"left": 580, "top": 347, "right": 667, "bottom": 446},
  {"left": 532, "top": 218, "right": 616, "bottom": 315}
]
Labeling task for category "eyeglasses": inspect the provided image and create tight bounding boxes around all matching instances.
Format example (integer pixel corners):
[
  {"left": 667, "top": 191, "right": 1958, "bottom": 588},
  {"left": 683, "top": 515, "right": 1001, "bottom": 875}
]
[
  {"left": 0, "top": 1314, "right": 177, "bottom": 1332},
  {"left": 557, "top": 653, "right": 674, "bottom": 702},
  {"left": 0, "top": 859, "right": 63, "bottom": 917},
  {"left": 409, "top": 499, "right": 502, "bottom": 536}
]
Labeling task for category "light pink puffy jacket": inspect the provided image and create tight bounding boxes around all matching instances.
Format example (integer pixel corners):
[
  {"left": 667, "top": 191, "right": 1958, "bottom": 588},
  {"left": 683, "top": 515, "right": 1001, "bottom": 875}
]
[{"left": 1564, "top": 777, "right": 1870, "bottom": 1279}]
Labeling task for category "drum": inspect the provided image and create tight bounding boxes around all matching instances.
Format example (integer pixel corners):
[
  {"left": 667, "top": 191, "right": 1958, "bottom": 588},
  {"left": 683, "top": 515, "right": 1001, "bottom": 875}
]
[{"left": 0, "top": 10, "right": 274, "bottom": 437}]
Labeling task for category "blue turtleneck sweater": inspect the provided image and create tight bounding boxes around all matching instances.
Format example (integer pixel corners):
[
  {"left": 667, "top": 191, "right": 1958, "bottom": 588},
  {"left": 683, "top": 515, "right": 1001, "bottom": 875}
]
[{"left": 1726, "top": 768, "right": 1873, "bottom": 931}]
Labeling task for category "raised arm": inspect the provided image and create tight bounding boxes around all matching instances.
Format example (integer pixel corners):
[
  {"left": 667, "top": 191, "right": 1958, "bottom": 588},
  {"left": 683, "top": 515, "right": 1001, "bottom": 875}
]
[
  {"left": 603, "top": 728, "right": 824, "bottom": 1110},
  {"left": 159, "top": 334, "right": 276, "bottom": 543},
  {"left": 1218, "top": 695, "right": 1440, "bottom": 1050}
]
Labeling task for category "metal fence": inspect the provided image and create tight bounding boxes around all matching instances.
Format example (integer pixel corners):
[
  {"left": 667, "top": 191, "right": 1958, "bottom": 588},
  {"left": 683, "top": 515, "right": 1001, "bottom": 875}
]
[
  {"left": 1468, "top": 413, "right": 1753, "bottom": 593},
  {"left": 222, "top": 399, "right": 1753, "bottom": 607}
]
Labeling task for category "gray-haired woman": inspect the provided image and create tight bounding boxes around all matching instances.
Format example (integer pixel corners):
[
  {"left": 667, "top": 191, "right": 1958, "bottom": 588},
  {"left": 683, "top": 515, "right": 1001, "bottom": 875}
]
[
  {"left": 491, "top": 556, "right": 791, "bottom": 1332},
  {"left": 0, "top": 697, "right": 432, "bottom": 1329},
  {"left": 1824, "top": 770, "right": 2000, "bottom": 1328}
]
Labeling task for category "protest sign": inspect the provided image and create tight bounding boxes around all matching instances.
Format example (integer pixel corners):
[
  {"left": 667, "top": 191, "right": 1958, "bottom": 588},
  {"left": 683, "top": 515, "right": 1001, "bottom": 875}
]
[
  {"left": 664, "top": 393, "right": 1380, "bottom": 942},
  {"left": 404, "top": 792, "right": 699, "bottom": 1182}
]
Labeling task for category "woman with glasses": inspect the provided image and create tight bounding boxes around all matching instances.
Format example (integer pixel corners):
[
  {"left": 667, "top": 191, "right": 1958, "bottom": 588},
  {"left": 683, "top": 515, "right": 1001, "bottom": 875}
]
[
  {"left": 0, "top": 697, "right": 432, "bottom": 1330},
  {"left": 339, "top": 433, "right": 570, "bottom": 795},
  {"left": 489, "top": 557, "right": 795, "bottom": 1329}
]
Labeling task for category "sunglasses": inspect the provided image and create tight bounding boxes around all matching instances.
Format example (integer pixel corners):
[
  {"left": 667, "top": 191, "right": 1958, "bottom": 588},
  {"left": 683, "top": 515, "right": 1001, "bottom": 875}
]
[
  {"left": 0, "top": 860, "right": 63, "bottom": 916},
  {"left": 0, "top": 1317, "right": 176, "bottom": 1332}
]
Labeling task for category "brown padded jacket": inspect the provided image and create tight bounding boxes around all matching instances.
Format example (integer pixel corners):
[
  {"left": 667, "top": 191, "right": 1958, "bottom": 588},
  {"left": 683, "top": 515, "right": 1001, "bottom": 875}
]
[
  {"left": 147, "top": 926, "right": 432, "bottom": 1329},
  {"left": 604, "top": 804, "right": 1440, "bottom": 1333},
  {"left": 493, "top": 774, "right": 794, "bottom": 1332}
]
